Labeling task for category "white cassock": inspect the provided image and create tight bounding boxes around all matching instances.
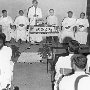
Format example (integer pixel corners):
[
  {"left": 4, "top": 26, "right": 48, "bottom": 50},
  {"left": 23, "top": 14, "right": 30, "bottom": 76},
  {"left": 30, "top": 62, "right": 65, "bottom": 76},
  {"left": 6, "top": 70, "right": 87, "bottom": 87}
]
[
  {"left": 0, "top": 16, "right": 13, "bottom": 41},
  {"left": 47, "top": 15, "right": 58, "bottom": 26},
  {"left": 75, "top": 18, "right": 89, "bottom": 44},
  {"left": 61, "top": 17, "right": 76, "bottom": 42},
  {"left": 14, "top": 16, "right": 29, "bottom": 42},
  {"left": 0, "top": 46, "right": 14, "bottom": 89},
  {"left": 28, "top": 6, "right": 42, "bottom": 26}
]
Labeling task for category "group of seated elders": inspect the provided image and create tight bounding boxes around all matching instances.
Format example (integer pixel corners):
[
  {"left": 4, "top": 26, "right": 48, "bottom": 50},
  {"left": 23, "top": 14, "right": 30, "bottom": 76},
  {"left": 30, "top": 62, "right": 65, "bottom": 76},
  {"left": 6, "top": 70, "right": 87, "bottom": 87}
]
[
  {"left": 0, "top": 34, "right": 14, "bottom": 89},
  {"left": 61, "top": 11, "right": 89, "bottom": 44},
  {"left": 54, "top": 40, "right": 90, "bottom": 90},
  {"left": 0, "top": 0, "right": 89, "bottom": 44}
]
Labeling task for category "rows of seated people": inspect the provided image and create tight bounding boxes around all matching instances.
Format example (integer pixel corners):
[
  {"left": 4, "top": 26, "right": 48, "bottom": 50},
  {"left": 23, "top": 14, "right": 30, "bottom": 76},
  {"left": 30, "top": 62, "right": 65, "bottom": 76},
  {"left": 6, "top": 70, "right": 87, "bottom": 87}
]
[
  {"left": 0, "top": 0, "right": 89, "bottom": 45},
  {"left": 52, "top": 40, "right": 90, "bottom": 90}
]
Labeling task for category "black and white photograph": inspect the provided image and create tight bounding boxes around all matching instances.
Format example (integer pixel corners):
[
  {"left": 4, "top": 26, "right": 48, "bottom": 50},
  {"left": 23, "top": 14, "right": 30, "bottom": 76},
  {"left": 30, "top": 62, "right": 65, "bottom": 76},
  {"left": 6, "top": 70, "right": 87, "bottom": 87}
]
[{"left": 0, "top": 0, "right": 90, "bottom": 90}]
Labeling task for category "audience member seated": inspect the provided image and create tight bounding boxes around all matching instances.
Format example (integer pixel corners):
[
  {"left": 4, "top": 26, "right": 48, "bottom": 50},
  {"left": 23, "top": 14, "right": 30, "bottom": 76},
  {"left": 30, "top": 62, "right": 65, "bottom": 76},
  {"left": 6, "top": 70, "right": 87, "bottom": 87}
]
[
  {"left": 46, "top": 9, "right": 58, "bottom": 26},
  {"left": 61, "top": 11, "right": 76, "bottom": 43},
  {"left": 59, "top": 54, "right": 90, "bottom": 90},
  {"left": 54, "top": 40, "right": 79, "bottom": 90},
  {"left": 75, "top": 12, "right": 89, "bottom": 44},
  {"left": 0, "top": 34, "right": 14, "bottom": 89}
]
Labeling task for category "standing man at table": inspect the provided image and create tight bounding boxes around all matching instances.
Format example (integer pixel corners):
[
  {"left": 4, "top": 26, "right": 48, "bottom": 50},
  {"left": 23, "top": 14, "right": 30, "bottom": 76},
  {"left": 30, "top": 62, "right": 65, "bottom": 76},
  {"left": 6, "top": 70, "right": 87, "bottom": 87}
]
[{"left": 27, "top": 0, "right": 42, "bottom": 26}]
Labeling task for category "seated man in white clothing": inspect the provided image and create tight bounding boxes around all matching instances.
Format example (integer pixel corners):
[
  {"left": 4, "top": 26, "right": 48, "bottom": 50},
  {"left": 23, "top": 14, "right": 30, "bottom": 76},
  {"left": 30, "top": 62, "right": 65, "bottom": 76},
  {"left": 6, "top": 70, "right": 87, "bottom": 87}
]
[
  {"left": 61, "top": 11, "right": 76, "bottom": 42},
  {"left": 0, "top": 10, "right": 13, "bottom": 42},
  {"left": 54, "top": 40, "right": 79, "bottom": 90},
  {"left": 47, "top": 9, "right": 58, "bottom": 26},
  {"left": 27, "top": 0, "right": 42, "bottom": 26},
  {"left": 75, "top": 12, "right": 89, "bottom": 44},
  {"left": 14, "top": 10, "right": 29, "bottom": 44},
  {"left": 59, "top": 54, "right": 90, "bottom": 90},
  {"left": 0, "top": 34, "right": 14, "bottom": 90}
]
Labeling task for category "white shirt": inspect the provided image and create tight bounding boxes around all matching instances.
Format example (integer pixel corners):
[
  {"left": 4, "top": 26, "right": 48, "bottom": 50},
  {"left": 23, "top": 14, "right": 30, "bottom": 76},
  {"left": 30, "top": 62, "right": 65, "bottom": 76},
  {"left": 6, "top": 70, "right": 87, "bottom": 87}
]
[
  {"left": 76, "top": 18, "right": 89, "bottom": 31},
  {"left": 28, "top": 6, "right": 42, "bottom": 25},
  {"left": 0, "top": 16, "right": 13, "bottom": 27},
  {"left": 47, "top": 15, "right": 58, "bottom": 26},
  {"left": 86, "top": 55, "right": 90, "bottom": 73},
  {"left": 62, "top": 17, "right": 76, "bottom": 29},
  {"left": 0, "top": 46, "right": 12, "bottom": 73},
  {"left": 59, "top": 71, "right": 90, "bottom": 90},
  {"left": 14, "top": 15, "right": 29, "bottom": 27},
  {"left": 55, "top": 54, "right": 73, "bottom": 73}
]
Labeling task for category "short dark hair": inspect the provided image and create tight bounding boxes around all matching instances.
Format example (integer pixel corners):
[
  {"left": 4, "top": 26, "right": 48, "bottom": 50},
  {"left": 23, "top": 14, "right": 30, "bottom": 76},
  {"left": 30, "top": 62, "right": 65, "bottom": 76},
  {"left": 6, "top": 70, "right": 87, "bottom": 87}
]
[
  {"left": 80, "top": 12, "right": 85, "bottom": 16},
  {"left": 49, "top": 9, "right": 54, "bottom": 12},
  {"left": 67, "top": 11, "right": 73, "bottom": 14},
  {"left": 32, "top": 0, "right": 38, "bottom": 4},
  {"left": 14, "top": 86, "right": 19, "bottom": 90},
  {"left": 2, "top": 10, "right": 7, "bottom": 13},
  {"left": 19, "top": 10, "right": 24, "bottom": 14},
  {"left": 72, "top": 54, "right": 87, "bottom": 69},
  {"left": 69, "top": 40, "right": 80, "bottom": 53}
]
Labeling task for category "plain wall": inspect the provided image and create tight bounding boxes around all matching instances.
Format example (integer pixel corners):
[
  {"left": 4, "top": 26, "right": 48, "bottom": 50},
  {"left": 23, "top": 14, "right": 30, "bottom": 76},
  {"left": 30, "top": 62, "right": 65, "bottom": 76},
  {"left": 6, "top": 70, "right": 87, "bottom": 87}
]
[{"left": 0, "top": 0, "right": 87, "bottom": 25}]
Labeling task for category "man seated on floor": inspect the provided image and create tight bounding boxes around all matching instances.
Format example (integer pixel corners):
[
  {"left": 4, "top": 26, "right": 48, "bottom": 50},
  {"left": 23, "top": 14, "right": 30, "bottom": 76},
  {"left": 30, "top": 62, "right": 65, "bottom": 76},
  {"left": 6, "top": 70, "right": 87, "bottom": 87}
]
[
  {"left": 14, "top": 10, "right": 29, "bottom": 44},
  {"left": 59, "top": 54, "right": 90, "bottom": 90},
  {"left": 46, "top": 9, "right": 58, "bottom": 26},
  {"left": 54, "top": 40, "right": 79, "bottom": 90}
]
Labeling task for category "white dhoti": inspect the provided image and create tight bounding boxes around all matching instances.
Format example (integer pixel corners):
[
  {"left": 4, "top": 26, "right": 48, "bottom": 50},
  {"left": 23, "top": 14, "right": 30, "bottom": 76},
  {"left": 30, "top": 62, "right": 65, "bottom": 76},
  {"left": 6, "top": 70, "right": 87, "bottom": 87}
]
[
  {"left": 75, "top": 31, "right": 88, "bottom": 44},
  {"left": 16, "top": 26, "right": 26, "bottom": 42},
  {"left": 61, "top": 29, "right": 75, "bottom": 43}
]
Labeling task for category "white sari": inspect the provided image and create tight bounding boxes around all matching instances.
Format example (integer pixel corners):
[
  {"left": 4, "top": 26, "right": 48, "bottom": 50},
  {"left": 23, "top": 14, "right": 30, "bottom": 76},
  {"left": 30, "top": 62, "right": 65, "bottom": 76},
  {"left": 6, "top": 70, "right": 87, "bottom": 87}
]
[{"left": 75, "top": 18, "right": 89, "bottom": 44}]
